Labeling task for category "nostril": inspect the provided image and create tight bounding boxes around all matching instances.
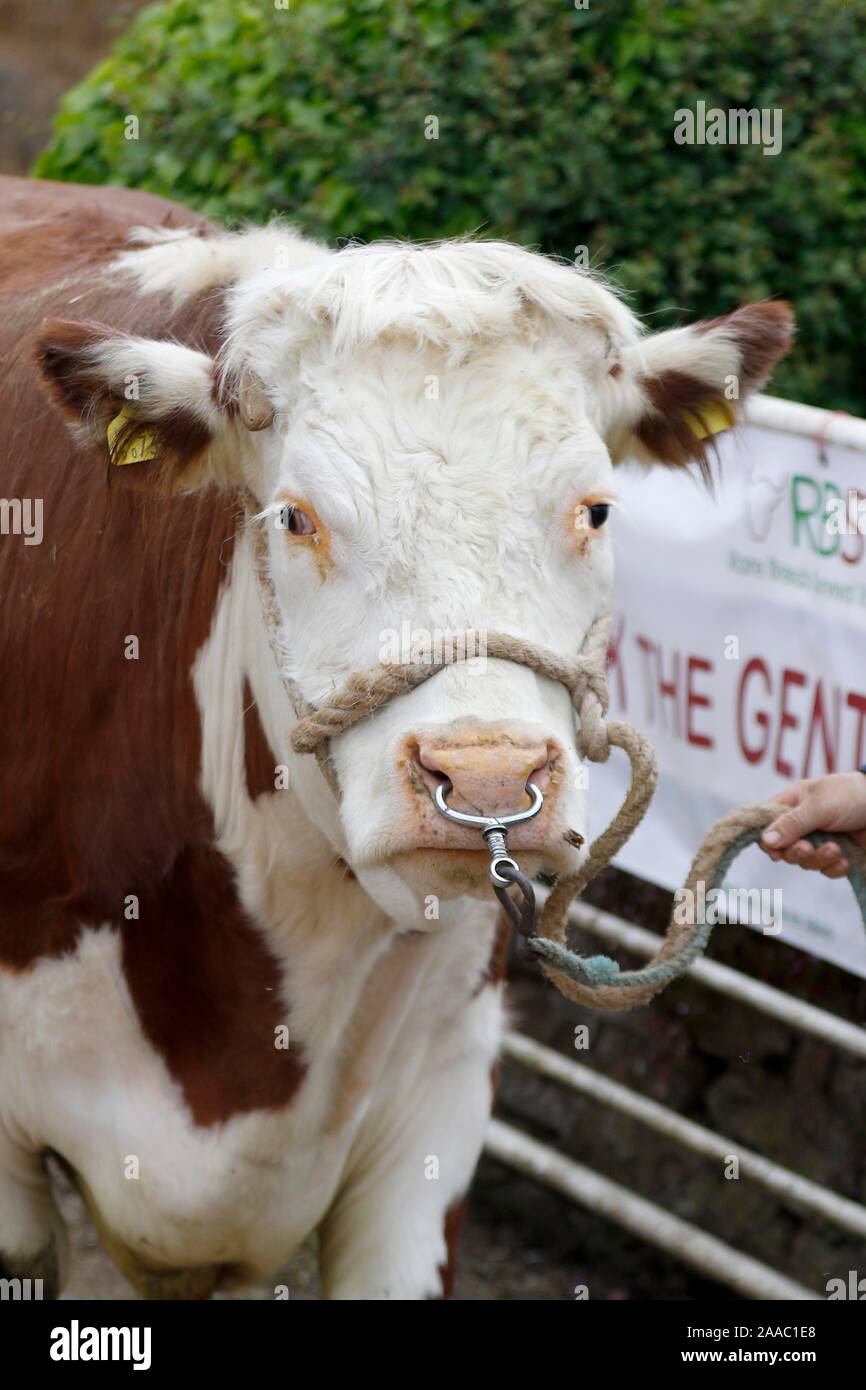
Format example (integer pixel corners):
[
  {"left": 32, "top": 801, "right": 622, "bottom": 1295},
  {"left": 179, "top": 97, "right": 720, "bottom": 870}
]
[
  {"left": 409, "top": 738, "right": 556, "bottom": 810},
  {"left": 417, "top": 747, "right": 447, "bottom": 778},
  {"left": 411, "top": 745, "right": 451, "bottom": 798},
  {"left": 527, "top": 746, "right": 555, "bottom": 795}
]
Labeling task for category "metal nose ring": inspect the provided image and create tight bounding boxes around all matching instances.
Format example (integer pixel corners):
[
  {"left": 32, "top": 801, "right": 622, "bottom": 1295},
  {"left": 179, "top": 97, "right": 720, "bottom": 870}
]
[
  {"left": 433, "top": 782, "right": 544, "bottom": 887},
  {"left": 432, "top": 781, "right": 544, "bottom": 831}
]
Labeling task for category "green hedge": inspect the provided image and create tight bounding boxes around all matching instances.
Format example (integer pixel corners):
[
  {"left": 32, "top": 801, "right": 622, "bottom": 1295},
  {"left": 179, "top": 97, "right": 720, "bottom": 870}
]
[{"left": 36, "top": 0, "right": 866, "bottom": 412}]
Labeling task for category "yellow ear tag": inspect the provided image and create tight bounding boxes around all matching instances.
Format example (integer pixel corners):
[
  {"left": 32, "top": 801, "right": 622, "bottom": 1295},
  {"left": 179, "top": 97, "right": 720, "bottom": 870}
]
[
  {"left": 107, "top": 408, "right": 161, "bottom": 466},
  {"left": 683, "top": 400, "right": 736, "bottom": 440}
]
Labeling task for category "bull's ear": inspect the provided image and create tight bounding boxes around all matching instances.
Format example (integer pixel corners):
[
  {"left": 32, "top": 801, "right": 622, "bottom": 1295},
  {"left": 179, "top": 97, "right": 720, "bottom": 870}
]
[
  {"left": 603, "top": 301, "right": 794, "bottom": 477},
  {"left": 33, "top": 319, "right": 242, "bottom": 493}
]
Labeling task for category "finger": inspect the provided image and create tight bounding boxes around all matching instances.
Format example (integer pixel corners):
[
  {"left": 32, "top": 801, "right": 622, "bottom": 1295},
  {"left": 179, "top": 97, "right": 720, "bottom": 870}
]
[
  {"left": 762, "top": 804, "right": 822, "bottom": 851},
  {"left": 783, "top": 840, "right": 817, "bottom": 867},
  {"left": 812, "top": 842, "right": 842, "bottom": 870},
  {"left": 823, "top": 859, "right": 850, "bottom": 879},
  {"left": 758, "top": 839, "right": 781, "bottom": 859},
  {"left": 768, "top": 783, "right": 807, "bottom": 809}
]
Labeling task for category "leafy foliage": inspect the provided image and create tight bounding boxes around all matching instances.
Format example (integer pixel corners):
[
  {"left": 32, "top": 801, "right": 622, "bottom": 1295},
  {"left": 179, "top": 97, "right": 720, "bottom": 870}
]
[{"left": 35, "top": 0, "right": 866, "bottom": 410}]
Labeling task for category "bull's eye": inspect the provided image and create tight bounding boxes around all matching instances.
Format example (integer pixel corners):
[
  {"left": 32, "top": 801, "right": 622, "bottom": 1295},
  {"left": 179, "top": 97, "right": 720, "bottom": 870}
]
[
  {"left": 588, "top": 503, "right": 610, "bottom": 529},
  {"left": 279, "top": 503, "right": 317, "bottom": 536}
]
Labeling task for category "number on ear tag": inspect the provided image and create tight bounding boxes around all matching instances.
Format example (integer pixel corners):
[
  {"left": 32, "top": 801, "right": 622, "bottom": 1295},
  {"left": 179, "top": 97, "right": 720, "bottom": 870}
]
[{"left": 107, "top": 408, "right": 161, "bottom": 466}]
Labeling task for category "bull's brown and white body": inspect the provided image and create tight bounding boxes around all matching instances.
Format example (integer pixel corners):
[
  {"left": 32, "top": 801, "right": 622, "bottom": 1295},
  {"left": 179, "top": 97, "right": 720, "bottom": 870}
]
[{"left": 0, "top": 177, "right": 792, "bottom": 1298}]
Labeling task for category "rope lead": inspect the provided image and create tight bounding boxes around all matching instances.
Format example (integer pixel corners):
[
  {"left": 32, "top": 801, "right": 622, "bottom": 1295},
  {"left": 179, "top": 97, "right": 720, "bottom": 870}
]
[{"left": 246, "top": 503, "right": 866, "bottom": 1013}]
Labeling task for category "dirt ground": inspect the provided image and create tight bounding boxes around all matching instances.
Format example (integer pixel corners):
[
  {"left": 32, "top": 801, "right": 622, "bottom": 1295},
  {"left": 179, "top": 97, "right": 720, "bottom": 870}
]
[{"left": 54, "top": 1158, "right": 595, "bottom": 1303}]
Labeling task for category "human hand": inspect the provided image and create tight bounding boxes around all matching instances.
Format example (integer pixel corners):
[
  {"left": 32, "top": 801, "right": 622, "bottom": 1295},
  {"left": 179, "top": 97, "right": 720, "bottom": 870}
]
[{"left": 759, "top": 772, "right": 866, "bottom": 878}]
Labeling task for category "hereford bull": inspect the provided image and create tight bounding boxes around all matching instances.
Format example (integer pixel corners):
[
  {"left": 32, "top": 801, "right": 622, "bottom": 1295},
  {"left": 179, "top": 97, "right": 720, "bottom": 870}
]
[{"left": 0, "top": 176, "right": 793, "bottom": 1299}]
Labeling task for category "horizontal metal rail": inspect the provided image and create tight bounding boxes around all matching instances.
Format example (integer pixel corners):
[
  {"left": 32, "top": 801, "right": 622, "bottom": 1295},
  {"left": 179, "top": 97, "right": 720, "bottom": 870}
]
[
  {"left": 503, "top": 1031, "right": 866, "bottom": 1240},
  {"left": 746, "top": 393, "right": 866, "bottom": 452},
  {"left": 490, "top": 402, "right": 866, "bottom": 1292},
  {"left": 548, "top": 896, "right": 866, "bottom": 1061},
  {"left": 486, "top": 1118, "right": 820, "bottom": 1300}
]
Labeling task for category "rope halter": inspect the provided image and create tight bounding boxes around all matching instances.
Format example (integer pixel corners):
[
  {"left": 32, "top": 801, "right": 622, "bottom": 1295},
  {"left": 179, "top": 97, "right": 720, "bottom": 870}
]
[{"left": 247, "top": 504, "right": 866, "bottom": 1013}]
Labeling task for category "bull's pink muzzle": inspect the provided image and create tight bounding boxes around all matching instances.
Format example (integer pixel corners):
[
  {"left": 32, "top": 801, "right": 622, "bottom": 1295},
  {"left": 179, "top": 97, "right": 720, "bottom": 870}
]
[{"left": 402, "top": 728, "right": 562, "bottom": 850}]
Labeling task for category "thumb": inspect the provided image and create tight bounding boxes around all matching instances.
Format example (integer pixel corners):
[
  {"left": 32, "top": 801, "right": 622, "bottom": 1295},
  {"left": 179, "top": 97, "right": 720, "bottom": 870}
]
[{"left": 762, "top": 801, "right": 818, "bottom": 850}]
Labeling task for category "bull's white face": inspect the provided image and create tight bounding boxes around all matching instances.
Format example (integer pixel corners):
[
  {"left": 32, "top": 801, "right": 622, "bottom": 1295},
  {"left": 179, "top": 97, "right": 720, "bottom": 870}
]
[
  {"left": 257, "top": 332, "right": 615, "bottom": 919},
  {"left": 42, "top": 231, "right": 793, "bottom": 926}
]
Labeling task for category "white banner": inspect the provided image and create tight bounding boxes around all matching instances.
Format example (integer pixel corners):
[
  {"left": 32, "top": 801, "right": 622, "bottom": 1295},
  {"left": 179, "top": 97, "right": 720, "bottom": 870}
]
[{"left": 590, "top": 410, "right": 866, "bottom": 978}]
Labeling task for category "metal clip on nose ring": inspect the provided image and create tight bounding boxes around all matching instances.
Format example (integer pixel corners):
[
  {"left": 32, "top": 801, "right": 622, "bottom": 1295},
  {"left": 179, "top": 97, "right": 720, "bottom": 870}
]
[{"left": 432, "top": 782, "right": 543, "bottom": 945}]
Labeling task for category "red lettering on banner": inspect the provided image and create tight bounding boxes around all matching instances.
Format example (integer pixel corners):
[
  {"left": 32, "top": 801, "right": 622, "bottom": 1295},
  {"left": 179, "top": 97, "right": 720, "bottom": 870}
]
[
  {"left": 803, "top": 681, "right": 838, "bottom": 775},
  {"left": 608, "top": 615, "right": 626, "bottom": 710},
  {"left": 657, "top": 646, "right": 680, "bottom": 737},
  {"left": 686, "top": 657, "right": 714, "bottom": 748},
  {"left": 848, "top": 693, "right": 866, "bottom": 767},
  {"left": 773, "top": 667, "right": 807, "bottom": 777},
  {"left": 738, "top": 661, "right": 866, "bottom": 776},
  {"left": 633, "top": 635, "right": 716, "bottom": 747},
  {"left": 631, "top": 637, "right": 866, "bottom": 772},
  {"left": 738, "top": 658, "right": 771, "bottom": 764}
]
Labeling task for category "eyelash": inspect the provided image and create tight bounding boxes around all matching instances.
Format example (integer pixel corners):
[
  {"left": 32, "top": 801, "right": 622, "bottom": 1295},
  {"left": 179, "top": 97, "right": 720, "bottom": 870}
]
[{"left": 278, "top": 503, "right": 316, "bottom": 536}]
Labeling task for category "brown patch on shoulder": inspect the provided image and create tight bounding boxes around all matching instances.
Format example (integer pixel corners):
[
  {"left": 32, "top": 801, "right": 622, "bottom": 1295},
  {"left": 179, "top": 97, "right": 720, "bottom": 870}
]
[
  {"left": 243, "top": 679, "right": 278, "bottom": 800},
  {"left": 0, "top": 182, "right": 307, "bottom": 1126},
  {"left": 122, "top": 845, "right": 306, "bottom": 1126},
  {"left": 0, "top": 175, "right": 218, "bottom": 297}
]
